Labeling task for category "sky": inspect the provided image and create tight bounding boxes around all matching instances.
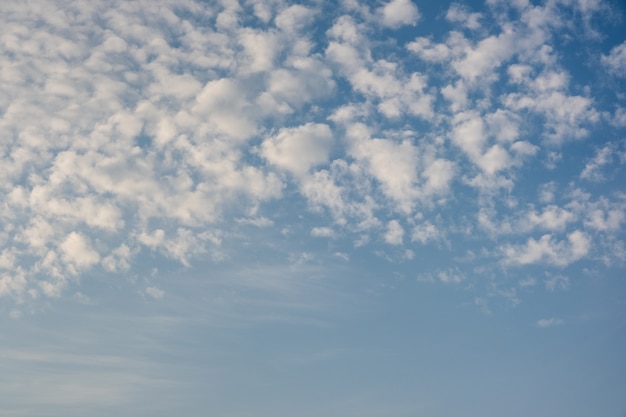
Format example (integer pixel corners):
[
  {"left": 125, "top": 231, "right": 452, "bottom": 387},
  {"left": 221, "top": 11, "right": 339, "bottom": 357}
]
[{"left": 1, "top": 0, "right": 626, "bottom": 415}]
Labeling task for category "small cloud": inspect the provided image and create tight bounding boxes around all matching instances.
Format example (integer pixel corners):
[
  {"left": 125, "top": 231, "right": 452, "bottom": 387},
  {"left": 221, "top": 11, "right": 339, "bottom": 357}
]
[
  {"left": 311, "top": 227, "right": 335, "bottom": 238},
  {"left": 411, "top": 221, "right": 441, "bottom": 244},
  {"left": 502, "top": 231, "right": 591, "bottom": 267},
  {"left": 354, "top": 235, "right": 370, "bottom": 247},
  {"left": 334, "top": 252, "right": 349, "bottom": 261},
  {"left": 144, "top": 286, "right": 165, "bottom": 299},
  {"left": 437, "top": 268, "right": 464, "bottom": 284},
  {"left": 379, "top": 0, "right": 420, "bottom": 29},
  {"left": 601, "top": 41, "right": 626, "bottom": 77},
  {"left": 545, "top": 274, "right": 569, "bottom": 292},
  {"left": 384, "top": 220, "right": 404, "bottom": 245},
  {"left": 289, "top": 252, "right": 314, "bottom": 267},
  {"left": 446, "top": 3, "right": 481, "bottom": 29},
  {"left": 537, "top": 318, "right": 564, "bottom": 328},
  {"left": 73, "top": 292, "right": 92, "bottom": 304},
  {"left": 417, "top": 268, "right": 465, "bottom": 285},
  {"left": 518, "top": 277, "right": 537, "bottom": 287},
  {"left": 580, "top": 144, "right": 615, "bottom": 181},
  {"left": 236, "top": 217, "right": 274, "bottom": 227}
]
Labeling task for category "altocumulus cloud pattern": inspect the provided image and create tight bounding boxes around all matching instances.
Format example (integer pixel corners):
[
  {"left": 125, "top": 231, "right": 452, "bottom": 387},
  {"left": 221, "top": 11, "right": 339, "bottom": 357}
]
[
  {"left": 1, "top": 0, "right": 624, "bottom": 302},
  {"left": 1, "top": 1, "right": 626, "bottom": 416}
]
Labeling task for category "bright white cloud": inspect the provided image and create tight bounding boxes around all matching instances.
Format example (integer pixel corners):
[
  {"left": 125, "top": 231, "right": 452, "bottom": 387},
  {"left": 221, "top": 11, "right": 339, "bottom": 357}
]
[
  {"left": 379, "top": 0, "right": 420, "bottom": 29},
  {"left": 262, "top": 123, "right": 334, "bottom": 176}
]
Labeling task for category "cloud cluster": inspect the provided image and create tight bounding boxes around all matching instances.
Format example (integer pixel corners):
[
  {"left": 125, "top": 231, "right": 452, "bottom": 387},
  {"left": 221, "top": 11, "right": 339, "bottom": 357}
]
[{"left": 0, "top": 0, "right": 624, "bottom": 304}]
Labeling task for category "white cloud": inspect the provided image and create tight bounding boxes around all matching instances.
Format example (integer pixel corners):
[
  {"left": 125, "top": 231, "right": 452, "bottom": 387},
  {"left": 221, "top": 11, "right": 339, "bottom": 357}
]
[
  {"left": 407, "top": 38, "right": 451, "bottom": 62},
  {"left": 602, "top": 41, "right": 626, "bottom": 77},
  {"left": 537, "top": 318, "right": 564, "bottom": 328},
  {"left": 192, "top": 78, "right": 258, "bottom": 140},
  {"left": 238, "top": 29, "right": 281, "bottom": 73},
  {"left": 102, "top": 244, "right": 134, "bottom": 273},
  {"left": 451, "top": 111, "right": 514, "bottom": 175},
  {"left": 379, "top": 0, "right": 420, "bottom": 29},
  {"left": 580, "top": 144, "right": 615, "bottom": 181},
  {"left": 384, "top": 220, "right": 404, "bottom": 245},
  {"left": 503, "top": 231, "right": 591, "bottom": 266},
  {"left": 519, "top": 277, "right": 537, "bottom": 287},
  {"left": 275, "top": 5, "right": 316, "bottom": 33},
  {"left": 411, "top": 222, "right": 441, "bottom": 244},
  {"left": 584, "top": 208, "right": 624, "bottom": 232},
  {"left": 437, "top": 268, "right": 465, "bottom": 284},
  {"left": 417, "top": 267, "right": 465, "bottom": 284},
  {"left": 523, "top": 205, "right": 577, "bottom": 232},
  {"left": 236, "top": 217, "right": 274, "bottom": 228},
  {"left": 446, "top": 3, "right": 482, "bottom": 29},
  {"left": 0, "top": 0, "right": 621, "bottom": 305},
  {"left": 453, "top": 29, "right": 516, "bottom": 81},
  {"left": 0, "top": 269, "right": 27, "bottom": 297},
  {"left": 545, "top": 274, "right": 569, "bottom": 292},
  {"left": 144, "top": 286, "right": 165, "bottom": 299},
  {"left": 311, "top": 227, "right": 336, "bottom": 238},
  {"left": 59, "top": 232, "right": 100, "bottom": 275},
  {"left": 503, "top": 91, "right": 598, "bottom": 143},
  {"left": 262, "top": 123, "right": 334, "bottom": 176}
]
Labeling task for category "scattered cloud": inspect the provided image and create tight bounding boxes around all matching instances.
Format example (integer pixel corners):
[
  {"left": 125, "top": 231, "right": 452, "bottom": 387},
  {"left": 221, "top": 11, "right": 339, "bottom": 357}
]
[
  {"left": 0, "top": 0, "right": 623, "bottom": 308},
  {"left": 144, "top": 286, "right": 165, "bottom": 300},
  {"left": 537, "top": 318, "right": 564, "bottom": 328},
  {"left": 602, "top": 41, "right": 626, "bottom": 77}
]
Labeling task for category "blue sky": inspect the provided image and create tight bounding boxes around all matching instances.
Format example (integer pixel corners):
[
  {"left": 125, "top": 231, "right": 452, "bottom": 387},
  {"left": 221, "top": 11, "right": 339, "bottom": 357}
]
[{"left": 1, "top": 0, "right": 626, "bottom": 415}]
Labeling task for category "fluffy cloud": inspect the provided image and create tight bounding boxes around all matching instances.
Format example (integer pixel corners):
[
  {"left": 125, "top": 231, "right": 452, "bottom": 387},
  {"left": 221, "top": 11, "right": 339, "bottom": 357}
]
[
  {"left": 262, "top": 123, "right": 334, "bottom": 176},
  {"left": 379, "top": 0, "right": 420, "bottom": 29},
  {"left": 503, "top": 231, "right": 591, "bottom": 266},
  {"left": 0, "top": 0, "right": 623, "bottom": 305},
  {"left": 384, "top": 220, "right": 404, "bottom": 245}
]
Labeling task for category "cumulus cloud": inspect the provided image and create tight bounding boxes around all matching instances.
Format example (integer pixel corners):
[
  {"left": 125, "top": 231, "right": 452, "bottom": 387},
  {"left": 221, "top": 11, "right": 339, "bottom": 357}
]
[
  {"left": 262, "top": 123, "right": 334, "bottom": 176},
  {"left": 60, "top": 232, "right": 100, "bottom": 274},
  {"left": 411, "top": 222, "right": 442, "bottom": 244},
  {"left": 311, "top": 227, "right": 336, "bottom": 238},
  {"left": 446, "top": 3, "right": 482, "bottom": 29},
  {"left": 523, "top": 205, "right": 577, "bottom": 232},
  {"left": 503, "top": 231, "right": 591, "bottom": 266},
  {"left": 379, "top": 0, "right": 420, "bottom": 29}
]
